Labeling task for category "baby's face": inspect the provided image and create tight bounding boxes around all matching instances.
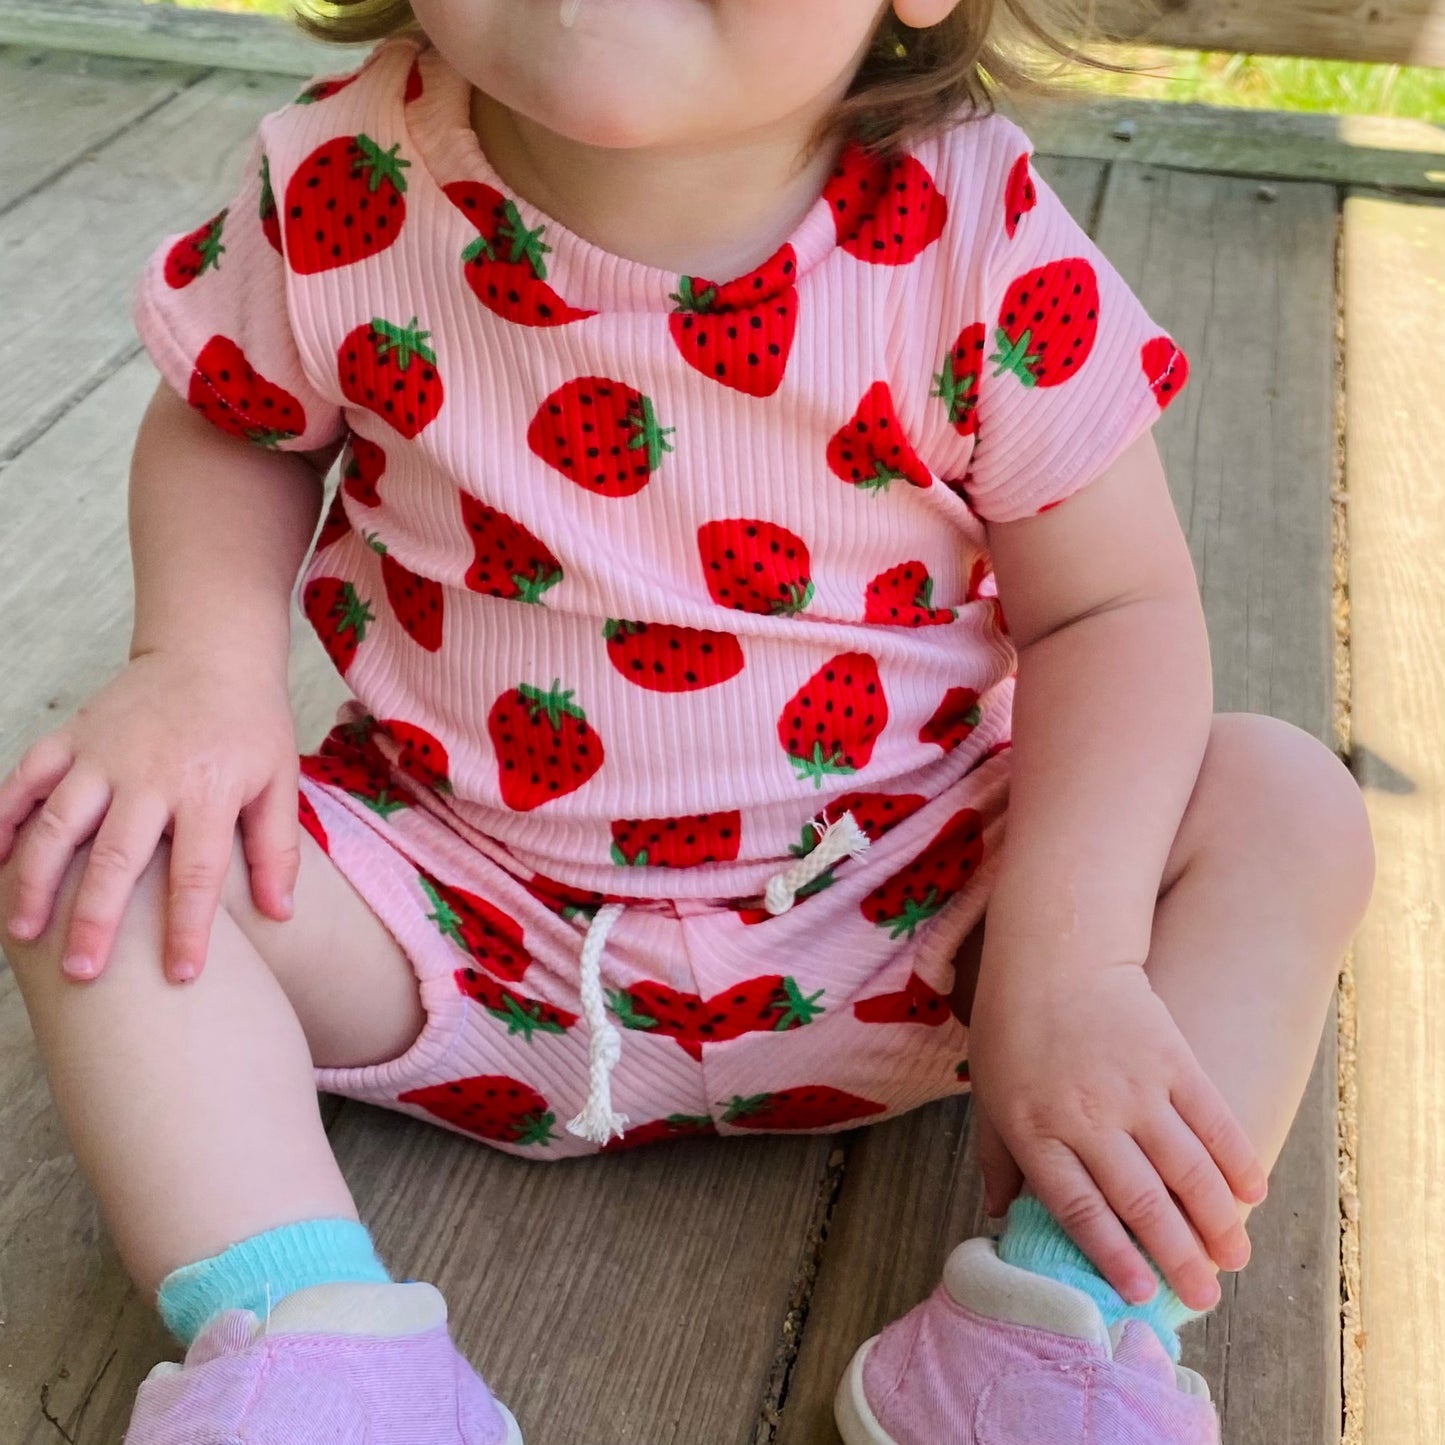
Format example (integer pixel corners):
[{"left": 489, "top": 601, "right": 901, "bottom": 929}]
[{"left": 408, "top": 0, "right": 899, "bottom": 149}]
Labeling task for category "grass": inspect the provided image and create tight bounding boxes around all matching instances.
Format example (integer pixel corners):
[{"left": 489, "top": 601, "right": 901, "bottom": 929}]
[{"left": 146, "top": 0, "right": 1445, "bottom": 123}]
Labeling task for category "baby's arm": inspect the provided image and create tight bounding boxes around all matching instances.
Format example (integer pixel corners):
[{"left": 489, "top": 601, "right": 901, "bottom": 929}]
[
  {"left": 0, "top": 380, "right": 340, "bottom": 982},
  {"left": 967, "top": 430, "right": 1268, "bottom": 1311}
]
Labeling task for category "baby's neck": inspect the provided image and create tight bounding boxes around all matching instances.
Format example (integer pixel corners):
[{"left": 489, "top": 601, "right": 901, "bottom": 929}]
[{"left": 468, "top": 90, "right": 843, "bottom": 280}]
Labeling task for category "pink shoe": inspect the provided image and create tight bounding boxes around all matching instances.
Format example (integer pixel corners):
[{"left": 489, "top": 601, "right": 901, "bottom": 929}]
[
  {"left": 124, "top": 1281, "right": 523, "bottom": 1444},
  {"left": 835, "top": 1237, "right": 1218, "bottom": 1445}
]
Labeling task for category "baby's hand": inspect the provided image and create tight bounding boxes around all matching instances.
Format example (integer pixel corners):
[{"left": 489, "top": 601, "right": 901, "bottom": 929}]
[
  {"left": 967, "top": 957, "right": 1268, "bottom": 1313},
  {"left": 0, "top": 649, "right": 299, "bottom": 984}
]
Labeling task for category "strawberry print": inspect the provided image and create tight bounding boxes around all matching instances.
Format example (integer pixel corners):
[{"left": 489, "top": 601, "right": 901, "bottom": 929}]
[
  {"left": 258, "top": 156, "right": 282, "bottom": 255},
  {"left": 603, "top": 619, "right": 744, "bottom": 693},
  {"left": 601, "top": 1115, "right": 717, "bottom": 1152},
  {"left": 444, "top": 181, "right": 596, "bottom": 327},
  {"left": 455, "top": 967, "right": 577, "bottom": 1041},
  {"left": 854, "top": 971, "right": 953, "bottom": 1026},
  {"left": 920, "top": 686, "right": 982, "bottom": 754},
  {"left": 990, "top": 258, "right": 1100, "bottom": 389},
  {"left": 488, "top": 679, "right": 605, "bottom": 811},
  {"left": 378, "top": 718, "right": 451, "bottom": 793},
  {"left": 342, "top": 436, "right": 387, "bottom": 506},
  {"left": 315, "top": 491, "right": 350, "bottom": 553},
  {"left": 1003, "top": 153, "right": 1038, "bottom": 238},
  {"left": 189, "top": 336, "right": 305, "bottom": 448},
  {"left": 1142, "top": 335, "right": 1189, "bottom": 408},
  {"left": 284, "top": 134, "right": 409, "bottom": 274},
  {"left": 827, "top": 383, "right": 931, "bottom": 493},
  {"left": 419, "top": 871, "right": 533, "bottom": 981},
  {"left": 404, "top": 57, "right": 423, "bottom": 103},
  {"left": 722, "top": 1086, "right": 887, "bottom": 1131},
  {"left": 300, "top": 741, "right": 413, "bottom": 819},
  {"left": 297, "top": 789, "right": 329, "bottom": 853},
  {"left": 610, "top": 812, "right": 742, "bottom": 868},
  {"left": 164, "top": 210, "right": 226, "bottom": 289},
  {"left": 295, "top": 73, "right": 359, "bottom": 105},
  {"left": 607, "top": 974, "right": 824, "bottom": 1060},
  {"left": 302, "top": 576, "right": 373, "bottom": 677},
  {"left": 338, "top": 317, "right": 444, "bottom": 438},
  {"left": 956, "top": 1058, "right": 971, "bottom": 1083},
  {"left": 860, "top": 806, "right": 985, "bottom": 939},
  {"left": 697, "top": 519, "right": 814, "bottom": 616},
  {"left": 399, "top": 1075, "right": 556, "bottom": 1147},
  {"left": 522, "top": 872, "right": 632, "bottom": 922},
  {"left": 864, "top": 562, "right": 956, "bottom": 627},
  {"left": 527, "top": 377, "right": 673, "bottom": 497},
  {"left": 459, "top": 493, "right": 564, "bottom": 604},
  {"left": 966, "top": 556, "right": 1008, "bottom": 633},
  {"left": 359, "top": 532, "right": 441, "bottom": 652},
  {"left": 933, "top": 323, "right": 986, "bottom": 438},
  {"left": 668, "top": 244, "right": 798, "bottom": 397},
  {"left": 824, "top": 143, "right": 947, "bottom": 266},
  {"left": 777, "top": 652, "right": 888, "bottom": 787}
]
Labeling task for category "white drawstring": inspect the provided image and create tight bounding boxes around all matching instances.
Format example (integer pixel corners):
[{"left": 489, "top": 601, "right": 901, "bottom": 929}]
[{"left": 565, "top": 810, "right": 870, "bottom": 1145}]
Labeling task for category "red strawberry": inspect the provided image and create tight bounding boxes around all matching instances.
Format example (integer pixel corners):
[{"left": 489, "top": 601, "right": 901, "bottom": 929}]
[
  {"left": 315, "top": 491, "right": 350, "bottom": 552},
  {"left": 300, "top": 743, "right": 413, "bottom": 818},
  {"left": 668, "top": 244, "right": 798, "bottom": 397},
  {"left": 459, "top": 493, "right": 563, "bottom": 604},
  {"left": 722, "top": 1085, "right": 887, "bottom": 1131},
  {"left": 419, "top": 871, "right": 533, "bottom": 980},
  {"left": 338, "top": 317, "right": 444, "bottom": 438},
  {"left": 165, "top": 210, "right": 226, "bottom": 289},
  {"left": 854, "top": 971, "right": 953, "bottom": 1026},
  {"left": 284, "top": 134, "right": 408, "bottom": 274},
  {"left": 603, "top": 619, "right": 744, "bottom": 693},
  {"left": 920, "top": 686, "right": 982, "bottom": 753},
  {"left": 258, "top": 156, "right": 283, "bottom": 255},
  {"left": 399, "top": 1074, "right": 556, "bottom": 1146},
  {"left": 189, "top": 336, "right": 306, "bottom": 447},
  {"left": 404, "top": 57, "right": 423, "bottom": 102},
  {"left": 527, "top": 377, "right": 673, "bottom": 497},
  {"left": 488, "top": 679, "right": 605, "bottom": 811},
  {"left": 601, "top": 1114, "right": 717, "bottom": 1152},
  {"left": 607, "top": 974, "right": 824, "bottom": 1060},
  {"left": 697, "top": 518, "right": 814, "bottom": 616},
  {"left": 956, "top": 1058, "right": 971, "bottom": 1083},
  {"left": 362, "top": 532, "right": 443, "bottom": 652},
  {"left": 444, "top": 181, "right": 595, "bottom": 327},
  {"left": 777, "top": 652, "right": 888, "bottom": 787},
  {"left": 298, "top": 789, "right": 329, "bottom": 852},
  {"left": 860, "top": 806, "right": 985, "bottom": 938},
  {"left": 933, "top": 323, "right": 986, "bottom": 438},
  {"left": 610, "top": 812, "right": 742, "bottom": 868},
  {"left": 455, "top": 967, "right": 577, "bottom": 1040},
  {"left": 990, "top": 258, "right": 1100, "bottom": 389},
  {"left": 342, "top": 435, "right": 387, "bottom": 506},
  {"left": 295, "top": 72, "right": 358, "bottom": 104},
  {"left": 302, "top": 576, "right": 373, "bottom": 677},
  {"left": 378, "top": 718, "right": 451, "bottom": 792},
  {"left": 1003, "top": 152, "right": 1038, "bottom": 238},
  {"left": 965, "top": 556, "right": 1008, "bottom": 633},
  {"left": 864, "top": 561, "right": 956, "bottom": 627},
  {"left": 522, "top": 872, "right": 632, "bottom": 921},
  {"left": 827, "top": 383, "right": 931, "bottom": 493},
  {"left": 1142, "top": 335, "right": 1189, "bottom": 408},
  {"left": 824, "top": 144, "right": 947, "bottom": 266}
]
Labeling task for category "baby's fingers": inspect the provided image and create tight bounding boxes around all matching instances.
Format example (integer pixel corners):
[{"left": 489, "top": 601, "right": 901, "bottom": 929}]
[
  {"left": 0, "top": 734, "right": 74, "bottom": 863},
  {"left": 5, "top": 769, "right": 109, "bottom": 948},
  {"left": 239, "top": 772, "right": 301, "bottom": 921},
  {"left": 164, "top": 803, "right": 239, "bottom": 983},
  {"left": 1135, "top": 1111, "right": 1251, "bottom": 1273},
  {"left": 1172, "top": 1069, "right": 1268, "bottom": 1207}
]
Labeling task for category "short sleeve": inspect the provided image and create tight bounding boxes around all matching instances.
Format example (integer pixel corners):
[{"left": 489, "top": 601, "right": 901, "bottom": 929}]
[
  {"left": 131, "top": 130, "right": 345, "bottom": 453},
  {"left": 961, "top": 127, "right": 1188, "bottom": 523}
]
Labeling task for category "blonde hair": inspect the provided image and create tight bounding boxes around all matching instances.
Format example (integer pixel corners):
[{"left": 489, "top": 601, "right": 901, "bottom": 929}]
[{"left": 290, "top": 1, "right": 1117, "bottom": 150}]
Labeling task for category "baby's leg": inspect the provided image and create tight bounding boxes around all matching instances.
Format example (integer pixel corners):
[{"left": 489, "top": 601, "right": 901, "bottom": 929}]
[{"left": 0, "top": 826, "right": 422, "bottom": 1296}]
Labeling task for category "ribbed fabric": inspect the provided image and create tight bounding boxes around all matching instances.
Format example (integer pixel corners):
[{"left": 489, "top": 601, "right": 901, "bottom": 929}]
[
  {"left": 129, "top": 35, "right": 1188, "bottom": 908},
  {"left": 156, "top": 1218, "right": 391, "bottom": 1345},
  {"left": 997, "top": 1194, "right": 1205, "bottom": 1361}
]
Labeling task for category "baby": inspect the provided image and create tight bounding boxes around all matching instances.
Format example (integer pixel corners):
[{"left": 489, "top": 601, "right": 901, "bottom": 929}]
[{"left": 0, "top": 2, "right": 1374, "bottom": 1442}]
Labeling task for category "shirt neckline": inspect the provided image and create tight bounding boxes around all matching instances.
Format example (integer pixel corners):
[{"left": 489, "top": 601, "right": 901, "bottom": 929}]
[{"left": 398, "top": 38, "right": 847, "bottom": 315}]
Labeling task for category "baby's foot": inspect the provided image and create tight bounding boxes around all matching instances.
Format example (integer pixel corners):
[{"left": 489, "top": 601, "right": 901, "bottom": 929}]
[
  {"left": 835, "top": 1237, "right": 1218, "bottom": 1445},
  {"left": 125, "top": 1280, "right": 522, "bottom": 1444}
]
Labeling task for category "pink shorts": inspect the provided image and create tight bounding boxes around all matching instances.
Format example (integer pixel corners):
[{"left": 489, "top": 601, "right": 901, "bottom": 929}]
[{"left": 298, "top": 716, "right": 1008, "bottom": 1158}]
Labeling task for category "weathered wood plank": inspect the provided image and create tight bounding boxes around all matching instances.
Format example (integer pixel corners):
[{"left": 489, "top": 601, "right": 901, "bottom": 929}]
[
  {"left": 0, "top": 65, "right": 297, "bottom": 461},
  {"left": 777, "top": 163, "right": 1342, "bottom": 1445},
  {"left": 1343, "top": 190, "right": 1445, "bottom": 1445}
]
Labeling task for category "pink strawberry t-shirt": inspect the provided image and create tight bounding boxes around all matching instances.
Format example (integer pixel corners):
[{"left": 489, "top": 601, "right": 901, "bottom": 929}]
[{"left": 131, "top": 35, "right": 1188, "bottom": 909}]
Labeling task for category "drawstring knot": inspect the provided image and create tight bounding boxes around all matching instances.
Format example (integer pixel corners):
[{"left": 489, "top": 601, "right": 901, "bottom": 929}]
[{"left": 764, "top": 809, "right": 871, "bottom": 916}]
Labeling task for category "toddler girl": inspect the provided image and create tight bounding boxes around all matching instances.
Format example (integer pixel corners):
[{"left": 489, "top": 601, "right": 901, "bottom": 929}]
[{"left": 0, "top": 2, "right": 1374, "bottom": 1442}]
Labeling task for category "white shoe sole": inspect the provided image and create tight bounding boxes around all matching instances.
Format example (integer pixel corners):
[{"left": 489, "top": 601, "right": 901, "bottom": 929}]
[
  {"left": 833, "top": 1338, "right": 901, "bottom": 1445},
  {"left": 499, "top": 1400, "right": 525, "bottom": 1445}
]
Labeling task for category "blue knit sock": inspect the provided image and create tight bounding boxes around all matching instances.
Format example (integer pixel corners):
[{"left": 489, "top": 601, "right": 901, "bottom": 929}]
[
  {"left": 156, "top": 1218, "right": 391, "bottom": 1345},
  {"left": 996, "top": 1194, "right": 1206, "bottom": 1361}
]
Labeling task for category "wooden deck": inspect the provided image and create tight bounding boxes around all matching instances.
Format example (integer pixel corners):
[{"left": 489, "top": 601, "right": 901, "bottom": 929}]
[{"left": 0, "top": 37, "right": 1442, "bottom": 1445}]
